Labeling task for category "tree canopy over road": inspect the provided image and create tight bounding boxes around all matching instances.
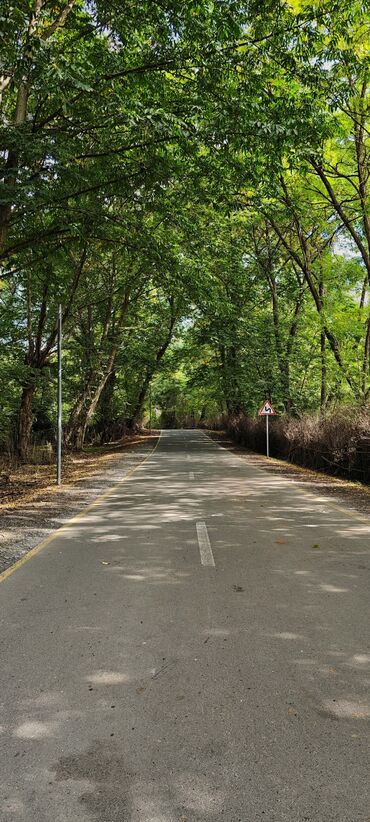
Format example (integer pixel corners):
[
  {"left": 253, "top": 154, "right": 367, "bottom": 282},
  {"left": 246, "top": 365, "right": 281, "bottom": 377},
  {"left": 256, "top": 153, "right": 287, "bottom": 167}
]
[{"left": 1, "top": 0, "right": 369, "bottom": 458}]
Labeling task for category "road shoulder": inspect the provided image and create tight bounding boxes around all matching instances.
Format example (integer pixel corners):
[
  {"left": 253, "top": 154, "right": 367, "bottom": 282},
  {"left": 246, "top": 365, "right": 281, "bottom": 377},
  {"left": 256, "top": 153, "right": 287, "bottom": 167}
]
[
  {"left": 0, "top": 434, "right": 159, "bottom": 575},
  {"left": 206, "top": 429, "right": 370, "bottom": 519}
]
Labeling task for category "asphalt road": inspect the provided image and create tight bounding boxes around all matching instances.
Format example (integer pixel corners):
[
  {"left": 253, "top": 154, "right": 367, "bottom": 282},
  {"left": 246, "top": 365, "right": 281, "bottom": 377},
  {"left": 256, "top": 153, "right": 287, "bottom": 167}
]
[{"left": 1, "top": 429, "right": 369, "bottom": 822}]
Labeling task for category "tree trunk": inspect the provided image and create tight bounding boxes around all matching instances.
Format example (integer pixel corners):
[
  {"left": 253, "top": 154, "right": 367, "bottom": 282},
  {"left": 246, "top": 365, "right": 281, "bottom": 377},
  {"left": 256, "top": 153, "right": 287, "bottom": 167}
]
[
  {"left": 64, "top": 386, "right": 91, "bottom": 446},
  {"left": 222, "top": 345, "right": 242, "bottom": 415},
  {"left": 126, "top": 378, "right": 150, "bottom": 430},
  {"left": 68, "top": 349, "right": 118, "bottom": 448},
  {"left": 0, "top": 81, "right": 30, "bottom": 252},
  {"left": 96, "top": 371, "right": 116, "bottom": 443},
  {"left": 362, "top": 317, "right": 370, "bottom": 397},
  {"left": 319, "top": 280, "right": 327, "bottom": 413},
  {"left": 126, "top": 305, "right": 177, "bottom": 430},
  {"left": 320, "top": 330, "right": 327, "bottom": 414},
  {"left": 18, "top": 382, "right": 35, "bottom": 461},
  {"left": 268, "top": 193, "right": 356, "bottom": 394},
  {"left": 221, "top": 365, "right": 241, "bottom": 414},
  {"left": 268, "top": 276, "right": 293, "bottom": 412},
  {"left": 79, "top": 369, "right": 115, "bottom": 446}
]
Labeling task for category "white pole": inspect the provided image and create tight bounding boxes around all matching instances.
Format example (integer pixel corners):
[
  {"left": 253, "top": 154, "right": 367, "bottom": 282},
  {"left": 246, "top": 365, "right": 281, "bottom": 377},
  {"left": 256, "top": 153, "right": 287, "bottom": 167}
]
[
  {"left": 266, "top": 414, "right": 269, "bottom": 458},
  {"left": 57, "top": 304, "right": 62, "bottom": 486}
]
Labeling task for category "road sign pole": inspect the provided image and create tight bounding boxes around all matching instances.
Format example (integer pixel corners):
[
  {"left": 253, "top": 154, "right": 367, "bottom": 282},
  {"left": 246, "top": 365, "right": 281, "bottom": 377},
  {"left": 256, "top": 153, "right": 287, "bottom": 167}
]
[
  {"left": 258, "top": 400, "right": 276, "bottom": 455},
  {"left": 57, "top": 304, "right": 62, "bottom": 486}
]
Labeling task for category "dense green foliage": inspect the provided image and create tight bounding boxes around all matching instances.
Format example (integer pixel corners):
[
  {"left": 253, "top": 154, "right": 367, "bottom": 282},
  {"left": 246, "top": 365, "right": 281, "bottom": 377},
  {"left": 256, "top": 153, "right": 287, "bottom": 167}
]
[{"left": 1, "top": 1, "right": 370, "bottom": 458}]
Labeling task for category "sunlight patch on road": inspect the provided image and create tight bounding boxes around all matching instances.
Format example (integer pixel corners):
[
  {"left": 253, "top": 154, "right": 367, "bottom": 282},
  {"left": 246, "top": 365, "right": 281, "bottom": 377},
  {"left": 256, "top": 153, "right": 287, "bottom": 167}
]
[
  {"left": 273, "top": 632, "right": 305, "bottom": 640},
  {"left": 122, "top": 573, "right": 147, "bottom": 580},
  {"left": 14, "top": 720, "right": 59, "bottom": 739},
  {"left": 86, "top": 671, "right": 131, "bottom": 685},
  {"left": 319, "top": 583, "right": 349, "bottom": 593},
  {"left": 322, "top": 699, "right": 370, "bottom": 720}
]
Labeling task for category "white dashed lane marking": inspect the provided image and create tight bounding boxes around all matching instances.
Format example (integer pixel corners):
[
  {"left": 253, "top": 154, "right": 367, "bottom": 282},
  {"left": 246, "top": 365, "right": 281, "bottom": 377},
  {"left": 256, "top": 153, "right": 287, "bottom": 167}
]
[{"left": 196, "top": 522, "right": 215, "bottom": 567}]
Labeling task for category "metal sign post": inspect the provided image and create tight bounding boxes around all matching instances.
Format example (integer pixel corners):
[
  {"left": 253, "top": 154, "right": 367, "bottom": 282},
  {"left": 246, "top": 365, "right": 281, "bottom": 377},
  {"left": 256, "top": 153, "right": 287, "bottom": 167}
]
[
  {"left": 258, "top": 400, "right": 276, "bottom": 458},
  {"left": 57, "top": 304, "right": 62, "bottom": 486}
]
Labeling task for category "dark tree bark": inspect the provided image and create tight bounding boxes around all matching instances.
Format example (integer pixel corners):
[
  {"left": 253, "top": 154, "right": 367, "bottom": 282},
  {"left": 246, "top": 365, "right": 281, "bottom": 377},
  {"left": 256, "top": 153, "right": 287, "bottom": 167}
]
[
  {"left": 267, "top": 185, "right": 356, "bottom": 395},
  {"left": 318, "top": 279, "right": 327, "bottom": 413},
  {"left": 126, "top": 300, "right": 178, "bottom": 430},
  {"left": 16, "top": 246, "right": 87, "bottom": 457},
  {"left": 18, "top": 382, "right": 36, "bottom": 461}
]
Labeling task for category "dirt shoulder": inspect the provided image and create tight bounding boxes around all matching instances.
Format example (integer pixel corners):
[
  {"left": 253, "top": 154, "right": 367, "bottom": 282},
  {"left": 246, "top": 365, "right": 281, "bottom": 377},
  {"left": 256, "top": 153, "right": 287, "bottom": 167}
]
[
  {"left": 207, "top": 430, "right": 370, "bottom": 518},
  {"left": 0, "top": 433, "right": 159, "bottom": 575}
]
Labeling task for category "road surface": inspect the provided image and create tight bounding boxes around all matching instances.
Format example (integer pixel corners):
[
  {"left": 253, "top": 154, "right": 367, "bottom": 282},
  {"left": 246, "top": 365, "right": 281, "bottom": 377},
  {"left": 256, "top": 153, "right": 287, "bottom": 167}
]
[{"left": 0, "top": 429, "right": 369, "bottom": 821}]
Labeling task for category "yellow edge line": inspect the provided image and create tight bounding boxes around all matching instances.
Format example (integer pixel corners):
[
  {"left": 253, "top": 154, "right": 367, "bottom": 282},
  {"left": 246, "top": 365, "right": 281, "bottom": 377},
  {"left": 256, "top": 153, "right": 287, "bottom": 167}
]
[
  {"left": 0, "top": 431, "right": 162, "bottom": 585},
  {"left": 204, "top": 431, "right": 370, "bottom": 526}
]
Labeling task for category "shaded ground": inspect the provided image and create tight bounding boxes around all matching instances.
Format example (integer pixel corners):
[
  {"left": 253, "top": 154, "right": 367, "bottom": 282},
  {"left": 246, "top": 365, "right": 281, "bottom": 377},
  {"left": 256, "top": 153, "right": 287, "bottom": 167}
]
[
  {"left": 207, "top": 429, "right": 370, "bottom": 518},
  {"left": 0, "top": 433, "right": 158, "bottom": 575}
]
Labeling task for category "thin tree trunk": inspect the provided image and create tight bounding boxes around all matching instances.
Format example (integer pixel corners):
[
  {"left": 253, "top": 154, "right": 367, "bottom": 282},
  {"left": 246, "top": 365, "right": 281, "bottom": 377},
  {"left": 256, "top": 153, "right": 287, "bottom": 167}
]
[
  {"left": 360, "top": 276, "right": 368, "bottom": 312},
  {"left": 362, "top": 317, "right": 370, "bottom": 397},
  {"left": 126, "top": 305, "right": 177, "bottom": 429},
  {"left": 252, "top": 223, "right": 301, "bottom": 413},
  {"left": 267, "top": 273, "right": 293, "bottom": 412},
  {"left": 96, "top": 370, "right": 116, "bottom": 443},
  {"left": 319, "top": 279, "right": 327, "bottom": 413},
  {"left": 80, "top": 367, "right": 116, "bottom": 445},
  {"left": 70, "top": 349, "right": 118, "bottom": 448},
  {"left": 64, "top": 389, "right": 90, "bottom": 446},
  {"left": 127, "top": 379, "right": 150, "bottom": 431},
  {"left": 18, "top": 382, "right": 35, "bottom": 461},
  {"left": 320, "top": 330, "right": 327, "bottom": 413},
  {"left": 268, "top": 211, "right": 356, "bottom": 393},
  {"left": 0, "top": 84, "right": 29, "bottom": 250},
  {"left": 224, "top": 345, "right": 242, "bottom": 415}
]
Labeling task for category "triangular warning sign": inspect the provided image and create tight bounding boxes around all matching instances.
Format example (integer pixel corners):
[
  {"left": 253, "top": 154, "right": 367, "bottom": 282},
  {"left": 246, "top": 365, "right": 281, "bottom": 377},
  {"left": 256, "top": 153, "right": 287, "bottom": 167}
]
[{"left": 258, "top": 400, "right": 276, "bottom": 416}]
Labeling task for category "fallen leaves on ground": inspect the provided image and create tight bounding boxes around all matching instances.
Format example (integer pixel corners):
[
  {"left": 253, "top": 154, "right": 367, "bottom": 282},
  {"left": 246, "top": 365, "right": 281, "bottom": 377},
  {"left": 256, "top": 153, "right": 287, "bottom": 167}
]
[{"left": 0, "top": 433, "right": 158, "bottom": 512}]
